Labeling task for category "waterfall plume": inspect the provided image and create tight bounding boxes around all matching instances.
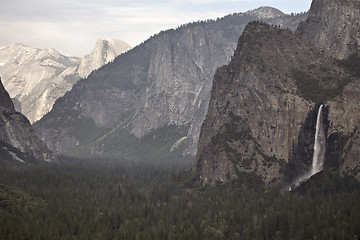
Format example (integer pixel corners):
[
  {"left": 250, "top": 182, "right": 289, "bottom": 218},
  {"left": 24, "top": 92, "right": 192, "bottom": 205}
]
[
  {"left": 288, "top": 104, "right": 326, "bottom": 191},
  {"left": 311, "top": 104, "right": 326, "bottom": 175}
]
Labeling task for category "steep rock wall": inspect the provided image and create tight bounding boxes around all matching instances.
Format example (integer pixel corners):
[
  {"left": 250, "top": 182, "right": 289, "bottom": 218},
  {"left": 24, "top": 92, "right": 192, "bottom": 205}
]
[
  {"left": 195, "top": 22, "right": 352, "bottom": 186},
  {"left": 297, "top": 0, "right": 360, "bottom": 60},
  {"left": 0, "top": 77, "right": 56, "bottom": 163}
]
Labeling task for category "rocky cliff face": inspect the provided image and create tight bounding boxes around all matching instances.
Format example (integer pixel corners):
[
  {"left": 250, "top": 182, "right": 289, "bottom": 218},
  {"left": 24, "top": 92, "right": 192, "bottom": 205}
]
[
  {"left": 0, "top": 77, "right": 56, "bottom": 163},
  {"left": 0, "top": 40, "right": 131, "bottom": 123},
  {"left": 195, "top": 22, "right": 354, "bottom": 186},
  {"left": 295, "top": 0, "right": 360, "bottom": 180},
  {"left": 196, "top": 0, "right": 360, "bottom": 186},
  {"left": 327, "top": 59, "right": 360, "bottom": 180},
  {"left": 0, "top": 43, "right": 81, "bottom": 123},
  {"left": 34, "top": 8, "right": 307, "bottom": 162},
  {"left": 0, "top": 77, "right": 15, "bottom": 111},
  {"left": 296, "top": 0, "right": 360, "bottom": 60}
]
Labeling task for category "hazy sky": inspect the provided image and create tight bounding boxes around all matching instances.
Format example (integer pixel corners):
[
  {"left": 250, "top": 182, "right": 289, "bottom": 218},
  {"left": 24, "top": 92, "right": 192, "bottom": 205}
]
[{"left": 0, "top": 0, "right": 312, "bottom": 57}]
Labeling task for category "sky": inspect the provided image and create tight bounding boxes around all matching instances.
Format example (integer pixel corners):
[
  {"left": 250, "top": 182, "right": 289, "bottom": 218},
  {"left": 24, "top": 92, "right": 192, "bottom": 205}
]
[{"left": 0, "top": 0, "right": 312, "bottom": 57}]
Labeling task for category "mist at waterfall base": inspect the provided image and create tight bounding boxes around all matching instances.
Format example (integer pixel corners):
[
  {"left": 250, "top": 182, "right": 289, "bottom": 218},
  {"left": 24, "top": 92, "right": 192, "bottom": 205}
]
[{"left": 288, "top": 105, "right": 326, "bottom": 191}]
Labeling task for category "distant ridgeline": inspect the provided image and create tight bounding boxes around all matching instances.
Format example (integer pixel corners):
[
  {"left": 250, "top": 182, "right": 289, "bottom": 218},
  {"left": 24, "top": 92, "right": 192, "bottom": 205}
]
[{"left": 34, "top": 7, "right": 307, "bottom": 165}]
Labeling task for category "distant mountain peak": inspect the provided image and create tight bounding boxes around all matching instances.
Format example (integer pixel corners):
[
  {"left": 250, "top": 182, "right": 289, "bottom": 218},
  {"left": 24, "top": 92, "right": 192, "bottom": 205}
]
[
  {"left": 247, "top": 6, "right": 286, "bottom": 19},
  {"left": 0, "top": 44, "right": 81, "bottom": 123},
  {"left": 10, "top": 42, "right": 27, "bottom": 48},
  {"left": 78, "top": 38, "right": 131, "bottom": 78},
  {"left": 96, "top": 38, "right": 128, "bottom": 46},
  {"left": 0, "top": 39, "right": 131, "bottom": 123}
]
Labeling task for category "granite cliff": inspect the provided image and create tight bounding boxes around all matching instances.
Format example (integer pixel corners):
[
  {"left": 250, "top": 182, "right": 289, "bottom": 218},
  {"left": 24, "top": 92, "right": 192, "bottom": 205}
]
[
  {"left": 196, "top": 0, "right": 360, "bottom": 186},
  {"left": 78, "top": 39, "right": 131, "bottom": 78},
  {"left": 196, "top": 22, "right": 353, "bottom": 186},
  {"left": 293, "top": 0, "right": 360, "bottom": 180},
  {"left": 34, "top": 8, "right": 307, "bottom": 163},
  {"left": 0, "top": 40, "right": 131, "bottom": 123},
  {"left": 0, "top": 43, "right": 80, "bottom": 123},
  {"left": 326, "top": 56, "right": 360, "bottom": 180},
  {"left": 296, "top": 0, "right": 360, "bottom": 60},
  {"left": 0, "top": 77, "right": 56, "bottom": 163}
]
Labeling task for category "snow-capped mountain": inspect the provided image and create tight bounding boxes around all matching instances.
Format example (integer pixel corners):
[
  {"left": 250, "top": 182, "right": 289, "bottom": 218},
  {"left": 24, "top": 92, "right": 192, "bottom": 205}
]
[
  {"left": 0, "top": 39, "right": 131, "bottom": 123},
  {"left": 78, "top": 39, "right": 131, "bottom": 78}
]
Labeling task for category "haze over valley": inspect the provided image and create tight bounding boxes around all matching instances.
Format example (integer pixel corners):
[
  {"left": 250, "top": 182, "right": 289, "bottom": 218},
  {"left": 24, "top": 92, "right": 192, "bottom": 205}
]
[{"left": 1, "top": 0, "right": 360, "bottom": 239}]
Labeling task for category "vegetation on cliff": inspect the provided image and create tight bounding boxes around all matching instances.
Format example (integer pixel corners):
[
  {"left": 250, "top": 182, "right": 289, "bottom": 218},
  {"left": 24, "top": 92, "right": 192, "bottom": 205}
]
[{"left": 196, "top": 20, "right": 360, "bottom": 186}]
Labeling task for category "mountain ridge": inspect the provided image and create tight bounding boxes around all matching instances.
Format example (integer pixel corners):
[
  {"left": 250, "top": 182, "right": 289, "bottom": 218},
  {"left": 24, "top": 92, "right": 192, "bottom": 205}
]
[
  {"left": 34, "top": 7, "right": 308, "bottom": 162},
  {"left": 0, "top": 39, "right": 131, "bottom": 123}
]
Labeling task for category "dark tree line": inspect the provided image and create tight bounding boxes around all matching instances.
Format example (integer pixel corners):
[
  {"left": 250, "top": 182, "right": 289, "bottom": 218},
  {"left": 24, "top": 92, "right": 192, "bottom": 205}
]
[{"left": 0, "top": 157, "right": 360, "bottom": 239}]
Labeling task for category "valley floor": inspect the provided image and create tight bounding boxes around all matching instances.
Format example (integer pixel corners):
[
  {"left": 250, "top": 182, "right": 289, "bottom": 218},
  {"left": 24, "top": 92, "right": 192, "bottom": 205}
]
[{"left": 0, "top": 157, "right": 360, "bottom": 239}]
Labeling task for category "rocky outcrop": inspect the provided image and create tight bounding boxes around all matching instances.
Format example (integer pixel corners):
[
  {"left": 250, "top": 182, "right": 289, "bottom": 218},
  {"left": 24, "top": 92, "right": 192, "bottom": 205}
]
[
  {"left": 34, "top": 8, "right": 307, "bottom": 162},
  {"left": 248, "top": 6, "right": 285, "bottom": 19},
  {"left": 195, "top": 22, "right": 354, "bottom": 186},
  {"left": 11, "top": 98, "right": 21, "bottom": 113},
  {"left": 0, "top": 77, "right": 56, "bottom": 163},
  {"left": 327, "top": 71, "right": 360, "bottom": 180},
  {"left": 296, "top": 0, "right": 360, "bottom": 60},
  {"left": 0, "top": 40, "right": 131, "bottom": 123},
  {"left": 0, "top": 78, "right": 15, "bottom": 111},
  {"left": 78, "top": 39, "right": 131, "bottom": 78}
]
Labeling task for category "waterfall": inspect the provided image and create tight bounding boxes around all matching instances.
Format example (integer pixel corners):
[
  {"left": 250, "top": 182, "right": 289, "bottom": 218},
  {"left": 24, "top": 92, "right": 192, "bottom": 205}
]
[
  {"left": 287, "top": 104, "right": 326, "bottom": 191},
  {"left": 310, "top": 104, "right": 326, "bottom": 175}
]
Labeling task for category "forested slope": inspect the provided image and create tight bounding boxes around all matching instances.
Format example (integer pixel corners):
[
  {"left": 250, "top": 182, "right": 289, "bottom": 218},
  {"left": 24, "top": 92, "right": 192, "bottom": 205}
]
[{"left": 0, "top": 159, "right": 359, "bottom": 239}]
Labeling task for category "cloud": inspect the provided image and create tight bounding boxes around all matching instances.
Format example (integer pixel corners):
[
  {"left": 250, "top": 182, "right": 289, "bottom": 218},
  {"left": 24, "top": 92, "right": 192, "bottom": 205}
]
[{"left": 0, "top": 0, "right": 312, "bottom": 57}]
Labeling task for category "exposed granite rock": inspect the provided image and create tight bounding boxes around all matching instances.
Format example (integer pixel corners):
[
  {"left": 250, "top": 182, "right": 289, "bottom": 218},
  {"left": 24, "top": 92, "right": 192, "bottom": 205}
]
[
  {"left": 78, "top": 39, "right": 131, "bottom": 78},
  {"left": 328, "top": 79, "right": 360, "bottom": 180},
  {"left": 0, "top": 40, "right": 131, "bottom": 123},
  {"left": 195, "top": 22, "right": 352, "bottom": 186},
  {"left": 248, "top": 6, "right": 286, "bottom": 19},
  {"left": 11, "top": 98, "right": 21, "bottom": 113},
  {"left": 0, "top": 77, "right": 56, "bottom": 163},
  {"left": 0, "top": 80, "right": 14, "bottom": 111},
  {"left": 196, "top": 0, "right": 360, "bottom": 186},
  {"left": 296, "top": 0, "right": 360, "bottom": 60},
  {"left": 0, "top": 43, "right": 81, "bottom": 123},
  {"left": 296, "top": 0, "right": 360, "bottom": 180},
  {"left": 35, "top": 8, "right": 307, "bottom": 161}
]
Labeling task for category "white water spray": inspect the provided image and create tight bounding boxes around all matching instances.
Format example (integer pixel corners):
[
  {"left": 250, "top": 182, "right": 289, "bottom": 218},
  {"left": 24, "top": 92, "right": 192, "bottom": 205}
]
[
  {"left": 311, "top": 104, "right": 326, "bottom": 175},
  {"left": 288, "top": 104, "right": 326, "bottom": 191}
]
